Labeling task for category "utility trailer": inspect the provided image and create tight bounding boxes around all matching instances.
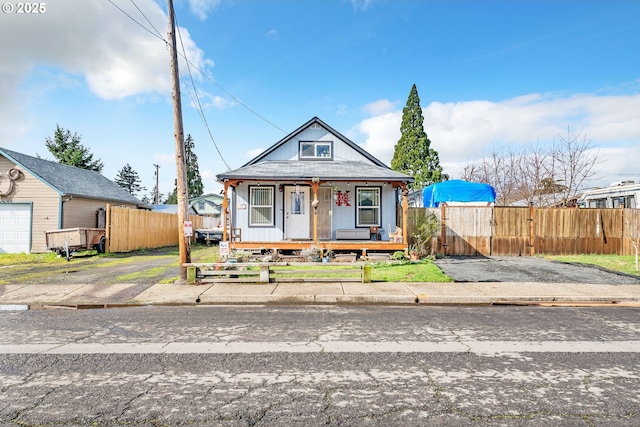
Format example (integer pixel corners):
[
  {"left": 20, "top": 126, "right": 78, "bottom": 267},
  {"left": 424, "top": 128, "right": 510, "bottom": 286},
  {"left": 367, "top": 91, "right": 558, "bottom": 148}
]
[{"left": 45, "top": 228, "right": 106, "bottom": 260}]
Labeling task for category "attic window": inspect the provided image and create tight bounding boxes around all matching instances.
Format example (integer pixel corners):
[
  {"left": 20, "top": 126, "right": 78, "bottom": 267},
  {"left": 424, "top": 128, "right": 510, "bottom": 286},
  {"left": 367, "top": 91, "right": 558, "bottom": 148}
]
[{"left": 299, "top": 141, "right": 332, "bottom": 160}]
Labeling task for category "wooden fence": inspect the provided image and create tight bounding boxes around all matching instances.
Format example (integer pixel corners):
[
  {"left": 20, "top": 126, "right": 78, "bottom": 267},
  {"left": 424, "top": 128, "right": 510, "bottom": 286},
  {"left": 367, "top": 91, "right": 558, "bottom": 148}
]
[
  {"left": 185, "top": 262, "right": 370, "bottom": 284},
  {"left": 407, "top": 206, "right": 640, "bottom": 256},
  {"left": 106, "top": 205, "right": 214, "bottom": 252}
]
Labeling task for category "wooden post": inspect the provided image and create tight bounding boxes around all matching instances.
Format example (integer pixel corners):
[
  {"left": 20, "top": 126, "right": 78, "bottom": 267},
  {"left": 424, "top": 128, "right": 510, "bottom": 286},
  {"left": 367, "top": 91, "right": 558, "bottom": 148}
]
[
  {"left": 167, "top": 0, "right": 190, "bottom": 280},
  {"left": 401, "top": 184, "right": 408, "bottom": 244},
  {"left": 529, "top": 202, "right": 535, "bottom": 256},
  {"left": 362, "top": 265, "right": 371, "bottom": 283},
  {"left": 260, "top": 265, "right": 270, "bottom": 283},
  {"left": 105, "top": 203, "right": 111, "bottom": 253},
  {"left": 311, "top": 181, "right": 320, "bottom": 245},
  {"left": 440, "top": 203, "right": 447, "bottom": 255},
  {"left": 186, "top": 266, "right": 196, "bottom": 284},
  {"left": 222, "top": 181, "right": 230, "bottom": 241}
]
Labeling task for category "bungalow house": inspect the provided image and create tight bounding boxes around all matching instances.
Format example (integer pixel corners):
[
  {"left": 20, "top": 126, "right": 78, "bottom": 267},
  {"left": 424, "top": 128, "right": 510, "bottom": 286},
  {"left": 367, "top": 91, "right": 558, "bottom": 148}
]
[
  {"left": 189, "top": 193, "right": 223, "bottom": 224},
  {"left": 216, "top": 117, "right": 413, "bottom": 255},
  {"left": 0, "top": 148, "right": 147, "bottom": 254}
]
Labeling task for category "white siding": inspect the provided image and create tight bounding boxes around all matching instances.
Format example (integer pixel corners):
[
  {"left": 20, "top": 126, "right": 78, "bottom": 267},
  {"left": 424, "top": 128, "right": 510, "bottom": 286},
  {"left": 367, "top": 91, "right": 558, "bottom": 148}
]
[
  {"left": 260, "top": 127, "right": 372, "bottom": 163},
  {"left": 231, "top": 181, "right": 397, "bottom": 242},
  {"left": 232, "top": 183, "right": 284, "bottom": 242}
]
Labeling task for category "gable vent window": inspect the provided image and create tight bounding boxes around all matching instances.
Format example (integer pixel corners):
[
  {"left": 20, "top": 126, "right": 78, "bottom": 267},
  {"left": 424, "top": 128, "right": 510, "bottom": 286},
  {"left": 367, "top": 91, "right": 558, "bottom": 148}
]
[{"left": 299, "top": 141, "right": 332, "bottom": 160}]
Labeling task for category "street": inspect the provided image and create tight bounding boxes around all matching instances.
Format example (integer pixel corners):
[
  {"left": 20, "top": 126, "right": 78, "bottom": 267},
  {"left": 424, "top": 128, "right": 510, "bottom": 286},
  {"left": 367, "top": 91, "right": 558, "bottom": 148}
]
[{"left": 1, "top": 305, "right": 639, "bottom": 426}]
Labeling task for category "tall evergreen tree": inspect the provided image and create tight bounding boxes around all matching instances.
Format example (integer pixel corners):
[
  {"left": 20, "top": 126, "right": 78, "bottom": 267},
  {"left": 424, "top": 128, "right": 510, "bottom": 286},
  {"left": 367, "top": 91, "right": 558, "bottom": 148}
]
[
  {"left": 45, "top": 125, "right": 104, "bottom": 172},
  {"left": 114, "top": 163, "right": 145, "bottom": 195},
  {"left": 391, "top": 84, "right": 445, "bottom": 189},
  {"left": 166, "top": 134, "right": 204, "bottom": 204},
  {"left": 185, "top": 134, "right": 204, "bottom": 198},
  {"left": 166, "top": 182, "right": 178, "bottom": 205}
]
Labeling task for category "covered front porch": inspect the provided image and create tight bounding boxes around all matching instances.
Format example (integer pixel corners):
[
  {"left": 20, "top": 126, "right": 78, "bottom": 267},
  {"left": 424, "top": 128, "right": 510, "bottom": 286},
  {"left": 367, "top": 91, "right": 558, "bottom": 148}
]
[{"left": 220, "top": 177, "right": 411, "bottom": 257}]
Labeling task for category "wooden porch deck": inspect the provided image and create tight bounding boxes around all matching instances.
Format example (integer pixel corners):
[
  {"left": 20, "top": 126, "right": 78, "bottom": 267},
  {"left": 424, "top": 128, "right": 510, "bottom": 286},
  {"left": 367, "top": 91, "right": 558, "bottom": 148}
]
[{"left": 229, "top": 240, "right": 407, "bottom": 256}]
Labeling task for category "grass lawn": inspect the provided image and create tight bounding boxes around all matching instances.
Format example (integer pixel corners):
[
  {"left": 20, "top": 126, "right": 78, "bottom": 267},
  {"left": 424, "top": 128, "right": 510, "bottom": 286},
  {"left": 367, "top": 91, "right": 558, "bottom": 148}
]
[
  {"left": 544, "top": 254, "right": 640, "bottom": 276},
  {"left": 370, "top": 260, "right": 452, "bottom": 282},
  {"left": 0, "top": 246, "right": 452, "bottom": 283}
]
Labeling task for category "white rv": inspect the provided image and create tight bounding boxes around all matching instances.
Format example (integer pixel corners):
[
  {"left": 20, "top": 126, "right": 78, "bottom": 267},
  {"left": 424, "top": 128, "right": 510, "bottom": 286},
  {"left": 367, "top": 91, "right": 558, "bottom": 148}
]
[{"left": 578, "top": 181, "right": 640, "bottom": 209}]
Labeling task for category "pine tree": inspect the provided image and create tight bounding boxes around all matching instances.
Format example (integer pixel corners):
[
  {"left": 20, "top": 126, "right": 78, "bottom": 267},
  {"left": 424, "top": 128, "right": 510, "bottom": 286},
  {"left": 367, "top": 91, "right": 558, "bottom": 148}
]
[
  {"left": 391, "top": 84, "right": 446, "bottom": 189},
  {"left": 45, "top": 125, "right": 104, "bottom": 172},
  {"left": 166, "top": 134, "right": 204, "bottom": 204},
  {"left": 114, "top": 163, "right": 146, "bottom": 195},
  {"left": 185, "top": 134, "right": 204, "bottom": 198},
  {"left": 165, "top": 183, "right": 177, "bottom": 205}
]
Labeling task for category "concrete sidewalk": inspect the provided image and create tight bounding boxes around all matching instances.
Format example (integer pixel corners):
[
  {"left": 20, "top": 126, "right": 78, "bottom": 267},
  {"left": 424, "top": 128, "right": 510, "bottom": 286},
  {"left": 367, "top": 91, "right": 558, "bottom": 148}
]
[{"left": 1, "top": 281, "right": 640, "bottom": 309}]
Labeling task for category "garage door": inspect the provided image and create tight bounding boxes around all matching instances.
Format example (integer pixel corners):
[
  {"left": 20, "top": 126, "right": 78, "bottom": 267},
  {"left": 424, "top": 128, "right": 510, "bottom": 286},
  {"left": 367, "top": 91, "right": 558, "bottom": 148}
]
[{"left": 0, "top": 204, "right": 31, "bottom": 253}]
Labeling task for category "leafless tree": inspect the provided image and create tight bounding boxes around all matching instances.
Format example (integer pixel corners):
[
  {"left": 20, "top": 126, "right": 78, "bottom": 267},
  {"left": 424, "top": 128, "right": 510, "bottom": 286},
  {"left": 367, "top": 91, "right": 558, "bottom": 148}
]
[
  {"left": 547, "top": 127, "right": 600, "bottom": 206},
  {"left": 462, "top": 128, "right": 600, "bottom": 207}
]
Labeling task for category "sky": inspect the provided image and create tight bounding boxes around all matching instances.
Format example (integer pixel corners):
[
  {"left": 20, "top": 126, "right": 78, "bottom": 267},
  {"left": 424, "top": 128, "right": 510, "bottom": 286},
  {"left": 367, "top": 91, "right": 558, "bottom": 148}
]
[{"left": 1, "top": 0, "right": 639, "bottom": 201}]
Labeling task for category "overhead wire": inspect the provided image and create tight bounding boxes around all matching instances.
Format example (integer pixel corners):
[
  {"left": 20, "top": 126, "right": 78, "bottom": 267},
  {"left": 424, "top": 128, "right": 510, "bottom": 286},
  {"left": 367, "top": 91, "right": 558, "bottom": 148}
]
[
  {"left": 107, "top": 0, "right": 164, "bottom": 42},
  {"left": 174, "top": 12, "right": 231, "bottom": 170},
  {"left": 107, "top": 0, "right": 288, "bottom": 170},
  {"left": 128, "top": 0, "right": 164, "bottom": 40}
]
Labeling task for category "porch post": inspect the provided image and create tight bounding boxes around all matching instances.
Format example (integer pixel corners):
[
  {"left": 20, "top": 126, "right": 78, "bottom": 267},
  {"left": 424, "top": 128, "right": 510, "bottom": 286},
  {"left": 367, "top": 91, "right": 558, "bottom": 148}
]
[
  {"left": 402, "top": 184, "right": 409, "bottom": 244},
  {"left": 311, "top": 181, "right": 320, "bottom": 246},
  {"left": 222, "top": 181, "right": 229, "bottom": 241}
]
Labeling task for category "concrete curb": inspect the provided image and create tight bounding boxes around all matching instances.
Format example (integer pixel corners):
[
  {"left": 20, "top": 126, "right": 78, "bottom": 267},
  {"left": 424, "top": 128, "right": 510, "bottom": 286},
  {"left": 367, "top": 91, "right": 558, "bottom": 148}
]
[{"left": 8, "top": 296, "right": 639, "bottom": 310}]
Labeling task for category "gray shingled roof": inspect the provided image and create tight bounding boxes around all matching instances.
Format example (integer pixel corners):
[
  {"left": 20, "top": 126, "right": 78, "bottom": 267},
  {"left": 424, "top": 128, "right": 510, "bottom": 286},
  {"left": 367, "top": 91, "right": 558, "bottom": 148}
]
[
  {"left": 0, "top": 148, "right": 144, "bottom": 205},
  {"left": 217, "top": 160, "right": 413, "bottom": 182}
]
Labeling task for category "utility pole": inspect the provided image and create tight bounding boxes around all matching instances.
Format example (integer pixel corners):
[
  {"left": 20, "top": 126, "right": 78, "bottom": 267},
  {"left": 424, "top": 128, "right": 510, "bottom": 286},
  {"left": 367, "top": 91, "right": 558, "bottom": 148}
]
[
  {"left": 167, "top": 0, "right": 190, "bottom": 280},
  {"left": 153, "top": 164, "right": 160, "bottom": 204}
]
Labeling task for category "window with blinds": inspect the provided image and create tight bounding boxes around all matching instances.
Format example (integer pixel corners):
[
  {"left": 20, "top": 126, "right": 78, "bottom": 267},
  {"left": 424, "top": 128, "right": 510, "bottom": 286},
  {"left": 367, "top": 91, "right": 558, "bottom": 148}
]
[
  {"left": 356, "top": 187, "right": 381, "bottom": 226},
  {"left": 249, "top": 186, "right": 274, "bottom": 226}
]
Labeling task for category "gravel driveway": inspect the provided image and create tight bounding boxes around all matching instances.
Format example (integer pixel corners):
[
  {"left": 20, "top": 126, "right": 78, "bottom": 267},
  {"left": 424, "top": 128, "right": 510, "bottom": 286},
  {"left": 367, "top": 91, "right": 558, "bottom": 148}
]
[{"left": 433, "top": 256, "right": 640, "bottom": 285}]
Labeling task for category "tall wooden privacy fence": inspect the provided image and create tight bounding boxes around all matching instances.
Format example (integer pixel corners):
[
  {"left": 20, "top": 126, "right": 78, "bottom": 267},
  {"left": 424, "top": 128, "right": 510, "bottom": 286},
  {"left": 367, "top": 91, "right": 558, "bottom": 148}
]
[
  {"left": 106, "top": 205, "right": 215, "bottom": 253},
  {"left": 407, "top": 206, "right": 640, "bottom": 257}
]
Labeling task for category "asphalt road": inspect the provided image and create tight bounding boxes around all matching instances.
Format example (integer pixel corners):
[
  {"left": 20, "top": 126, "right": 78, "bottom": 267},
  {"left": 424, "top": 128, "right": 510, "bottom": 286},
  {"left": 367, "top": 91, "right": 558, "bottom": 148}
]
[
  {"left": 1, "top": 305, "right": 639, "bottom": 426},
  {"left": 434, "top": 256, "right": 640, "bottom": 284}
]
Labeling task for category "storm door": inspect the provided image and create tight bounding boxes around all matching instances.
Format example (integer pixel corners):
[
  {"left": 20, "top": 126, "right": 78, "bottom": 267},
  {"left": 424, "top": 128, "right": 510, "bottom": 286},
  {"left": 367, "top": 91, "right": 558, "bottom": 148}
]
[{"left": 284, "top": 186, "right": 310, "bottom": 239}]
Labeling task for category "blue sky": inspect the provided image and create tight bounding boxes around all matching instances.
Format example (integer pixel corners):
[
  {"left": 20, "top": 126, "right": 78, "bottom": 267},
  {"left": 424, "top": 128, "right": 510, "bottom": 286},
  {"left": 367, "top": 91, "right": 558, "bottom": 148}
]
[{"left": 2, "top": 0, "right": 639, "bottom": 200}]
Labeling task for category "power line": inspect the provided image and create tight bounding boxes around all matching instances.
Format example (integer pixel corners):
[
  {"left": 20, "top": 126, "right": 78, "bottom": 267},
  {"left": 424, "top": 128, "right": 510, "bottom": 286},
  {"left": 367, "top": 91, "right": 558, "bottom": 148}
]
[
  {"left": 106, "top": 0, "right": 289, "bottom": 165},
  {"left": 129, "top": 0, "right": 164, "bottom": 40},
  {"left": 106, "top": 0, "right": 164, "bottom": 42},
  {"left": 174, "top": 12, "right": 231, "bottom": 170}
]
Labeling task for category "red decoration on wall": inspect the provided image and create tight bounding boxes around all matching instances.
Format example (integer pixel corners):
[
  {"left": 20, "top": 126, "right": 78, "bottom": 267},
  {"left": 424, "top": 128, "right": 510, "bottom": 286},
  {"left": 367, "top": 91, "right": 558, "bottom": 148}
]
[{"left": 335, "top": 190, "right": 351, "bottom": 207}]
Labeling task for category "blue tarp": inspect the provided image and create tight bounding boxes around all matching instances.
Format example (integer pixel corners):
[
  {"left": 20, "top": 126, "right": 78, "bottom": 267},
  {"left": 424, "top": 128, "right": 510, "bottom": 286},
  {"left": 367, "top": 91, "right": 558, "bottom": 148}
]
[{"left": 422, "top": 180, "right": 496, "bottom": 208}]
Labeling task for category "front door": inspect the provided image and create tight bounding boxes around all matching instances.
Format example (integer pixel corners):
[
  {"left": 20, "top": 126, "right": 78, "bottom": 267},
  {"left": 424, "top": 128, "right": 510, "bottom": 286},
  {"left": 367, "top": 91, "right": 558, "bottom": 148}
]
[{"left": 285, "top": 186, "right": 310, "bottom": 239}]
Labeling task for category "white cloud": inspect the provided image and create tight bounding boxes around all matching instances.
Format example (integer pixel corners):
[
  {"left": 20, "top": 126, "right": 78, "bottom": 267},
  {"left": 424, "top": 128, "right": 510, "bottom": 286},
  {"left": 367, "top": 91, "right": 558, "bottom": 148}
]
[
  {"left": 356, "top": 92, "right": 640, "bottom": 187},
  {"left": 363, "top": 99, "right": 397, "bottom": 116},
  {"left": 188, "top": 0, "right": 223, "bottom": 20},
  {"left": 350, "top": 0, "right": 373, "bottom": 11},
  {"left": 0, "top": 0, "right": 208, "bottom": 139}
]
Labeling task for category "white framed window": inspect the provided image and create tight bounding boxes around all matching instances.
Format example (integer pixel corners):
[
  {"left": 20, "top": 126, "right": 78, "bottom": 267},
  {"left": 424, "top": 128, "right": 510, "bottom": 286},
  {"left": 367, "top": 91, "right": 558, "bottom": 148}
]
[
  {"left": 299, "top": 141, "right": 332, "bottom": 159},
  {"left": 356, "top": 187, "right": 380, "bottom": 227},
  {"left": 249, "top": 186, "right": 274, "bottom": 226}
]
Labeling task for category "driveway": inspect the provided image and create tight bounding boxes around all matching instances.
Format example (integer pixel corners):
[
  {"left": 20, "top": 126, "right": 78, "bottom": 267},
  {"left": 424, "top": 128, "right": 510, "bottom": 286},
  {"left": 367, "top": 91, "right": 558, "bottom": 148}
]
[{"left": 433, "top": 256, "right": 640, "bottom": 285}]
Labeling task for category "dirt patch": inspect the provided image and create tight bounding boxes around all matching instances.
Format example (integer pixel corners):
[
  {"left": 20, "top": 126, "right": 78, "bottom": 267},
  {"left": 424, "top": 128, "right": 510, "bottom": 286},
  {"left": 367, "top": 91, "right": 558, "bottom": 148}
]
[{"left": 434, "top": 256, "right": 640, "bottom": 285}]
